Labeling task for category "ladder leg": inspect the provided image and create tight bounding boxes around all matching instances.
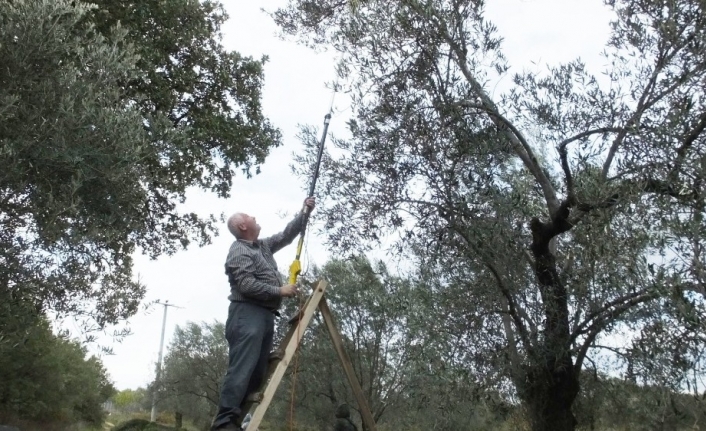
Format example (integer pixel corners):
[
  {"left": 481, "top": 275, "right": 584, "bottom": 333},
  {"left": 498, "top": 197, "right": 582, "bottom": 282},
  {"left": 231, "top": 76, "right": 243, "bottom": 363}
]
[
  {"left": 319, "top": 297, "right": 378, "bottom": 431},
  {"left": 241, "top": 280, "right": 328, "bottom": 431},
  {"left": 238, "top": 295, "right": 313, "bottom": 420}
]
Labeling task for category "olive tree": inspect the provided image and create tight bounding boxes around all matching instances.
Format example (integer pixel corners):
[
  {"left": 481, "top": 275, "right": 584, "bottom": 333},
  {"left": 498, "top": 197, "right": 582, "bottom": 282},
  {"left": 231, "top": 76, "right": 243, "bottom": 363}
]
[
  {"left": 0, "top": 0, "right": 280, "bottom": 332},
  {"left": 273, "top": 1, "right": 706, "bottom": 429}
]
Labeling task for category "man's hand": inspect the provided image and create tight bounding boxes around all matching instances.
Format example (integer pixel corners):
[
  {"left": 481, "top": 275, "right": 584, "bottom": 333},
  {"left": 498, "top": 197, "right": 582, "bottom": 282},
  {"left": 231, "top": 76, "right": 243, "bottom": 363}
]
[
  {"left": 280, "top": 283, "right": 299, "bottom": 297},
  {"left": 304, "top": 196, "right": 316, "bottom": 211}
]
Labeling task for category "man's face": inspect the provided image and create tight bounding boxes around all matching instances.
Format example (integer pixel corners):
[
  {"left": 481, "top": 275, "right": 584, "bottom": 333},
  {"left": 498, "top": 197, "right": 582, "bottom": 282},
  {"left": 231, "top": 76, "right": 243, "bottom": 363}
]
[{"left": 239, "top": 213, "right": 261, "bottom": 239}]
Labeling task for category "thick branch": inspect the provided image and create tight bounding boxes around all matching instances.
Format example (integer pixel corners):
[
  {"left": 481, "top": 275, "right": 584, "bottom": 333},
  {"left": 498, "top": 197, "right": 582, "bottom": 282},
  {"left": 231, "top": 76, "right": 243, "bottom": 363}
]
[
  {"left": 602, "top": 29, "right": 700, "bottom": 178},
  {"left": 571, "top": 289, "right": 652, "bottom": 341},
  {"left": 558, "top": 127, "right": 624, "bottom": 199},
  {"left": 672, "top": 109, "right": 706, "bottom": 176},
  {"left": 457, "top": 100, "right": 559, "bottom": 215},
  {"left": 682, "top": 110, "right": 706, "bottom": 150},
  {"left": 559, "top": 150, "right": 575, "bottom": 202},
  {"left": 573, "top": 291, "right": 658, "bottom": 371},
  {"left": 451, "top": 223, "right": 533, "bottom": 349},
  {"left": 500, "top": 308, "right": 523, "bottom": 380},
  {"left": 530, "top": 198, "right": 578, "bottom": 252}
]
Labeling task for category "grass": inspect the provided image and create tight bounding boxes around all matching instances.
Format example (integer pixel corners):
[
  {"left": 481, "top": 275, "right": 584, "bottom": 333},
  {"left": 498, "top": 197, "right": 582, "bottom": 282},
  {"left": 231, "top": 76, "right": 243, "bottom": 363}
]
[
  {"left": 112, "top": 419, "right": 175, "bottom": 431},
  {"left": 77, "top": 410, "right": 201, "bottom": 431}
]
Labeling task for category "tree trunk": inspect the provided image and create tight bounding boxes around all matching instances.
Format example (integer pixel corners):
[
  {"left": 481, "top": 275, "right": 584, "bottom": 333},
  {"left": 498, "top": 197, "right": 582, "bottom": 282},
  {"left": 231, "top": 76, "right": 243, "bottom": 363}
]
[
  {"left": 524, "top": 218, "right": 581, "bottom": 431},
  {"left": 525, "top": 363, "right": 580, "bottom": 431}
]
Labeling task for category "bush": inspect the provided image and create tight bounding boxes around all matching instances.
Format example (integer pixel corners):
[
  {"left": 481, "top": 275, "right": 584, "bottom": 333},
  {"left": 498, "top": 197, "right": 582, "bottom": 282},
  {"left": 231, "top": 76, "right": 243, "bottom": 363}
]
[{"left": 0, "top": 308, "right": 114, "bottom": 428}]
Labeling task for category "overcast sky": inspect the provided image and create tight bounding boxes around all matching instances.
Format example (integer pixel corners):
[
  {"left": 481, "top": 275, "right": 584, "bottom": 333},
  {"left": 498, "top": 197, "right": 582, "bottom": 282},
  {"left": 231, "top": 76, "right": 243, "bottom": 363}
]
[{"left": 88, "top": 0, "right": 615, "bottom": 390}]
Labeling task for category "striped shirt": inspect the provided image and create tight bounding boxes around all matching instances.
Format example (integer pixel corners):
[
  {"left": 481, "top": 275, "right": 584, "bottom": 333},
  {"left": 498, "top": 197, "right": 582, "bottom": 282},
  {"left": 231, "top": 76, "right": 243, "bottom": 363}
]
[{"left": 225, "top": 213, "right": 305, "bottom": 311}]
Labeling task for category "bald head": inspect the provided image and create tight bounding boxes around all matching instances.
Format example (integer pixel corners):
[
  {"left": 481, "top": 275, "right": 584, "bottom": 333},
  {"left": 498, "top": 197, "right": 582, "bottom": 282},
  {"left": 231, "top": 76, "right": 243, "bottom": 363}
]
[
  {"left": 227, "top": 212, "right": 260, "bottom": 241},
  {"left": 227, "top": 213, "right": 245, "bottom": 238}
]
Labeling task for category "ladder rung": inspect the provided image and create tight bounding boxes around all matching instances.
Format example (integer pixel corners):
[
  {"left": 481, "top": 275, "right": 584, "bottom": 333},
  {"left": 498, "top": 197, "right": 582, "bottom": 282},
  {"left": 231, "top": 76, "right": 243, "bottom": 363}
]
[
  {"left": 288, "top": 309, "right": 305, "bottom": 325},
  {"left": 245, "top": 392, "right": 263, "bottom": 403},
  {"left": 287, "top": 294, "right": 313, "bottom": 325}
]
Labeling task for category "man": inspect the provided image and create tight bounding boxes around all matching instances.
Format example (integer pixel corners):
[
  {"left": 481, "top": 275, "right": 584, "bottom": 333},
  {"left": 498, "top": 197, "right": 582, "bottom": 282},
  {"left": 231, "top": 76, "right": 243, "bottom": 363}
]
[
  {"left": 211, "top": 197, "right": 315, "bottom": 431},
  {"left": 333, "top": 403, "right": 358, "bottom": 431}
]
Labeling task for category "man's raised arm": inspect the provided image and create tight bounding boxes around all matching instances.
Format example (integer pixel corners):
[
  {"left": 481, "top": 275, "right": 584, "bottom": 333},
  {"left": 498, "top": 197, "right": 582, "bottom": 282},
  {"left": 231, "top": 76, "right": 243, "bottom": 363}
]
[{"left": 262, "top": 197, "right": 315, "bottom": 253}]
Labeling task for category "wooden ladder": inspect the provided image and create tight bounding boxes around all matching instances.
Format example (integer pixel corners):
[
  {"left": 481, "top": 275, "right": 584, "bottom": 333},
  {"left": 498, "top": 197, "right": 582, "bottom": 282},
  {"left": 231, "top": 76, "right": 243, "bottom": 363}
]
[{"left": 239, "top": 279, "right": 377, "bottom": 431}]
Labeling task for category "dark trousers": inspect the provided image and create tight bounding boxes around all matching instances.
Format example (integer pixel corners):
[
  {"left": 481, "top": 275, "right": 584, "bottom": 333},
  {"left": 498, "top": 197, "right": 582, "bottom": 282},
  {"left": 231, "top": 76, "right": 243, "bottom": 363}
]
[{"left": 212, "top": 302, "right": 274, "bottom": 429}]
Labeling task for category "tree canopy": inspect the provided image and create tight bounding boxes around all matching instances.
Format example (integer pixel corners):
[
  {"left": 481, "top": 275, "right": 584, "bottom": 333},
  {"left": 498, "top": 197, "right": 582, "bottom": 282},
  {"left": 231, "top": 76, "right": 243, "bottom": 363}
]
[
  {"left": 273, "top": 1, "right": 706, "bottom": 429},
  {"left": 155, "top": 321, "right": 227, "bottom": 430},
  {"left": 0, "top": 1, "right": 279, "bottom": 428},
  {"left": 0, "top": 0, "right": 280, "bottom": 330},
  {"left": 0, "top": 312, "right": 115, "bottom": 427}
]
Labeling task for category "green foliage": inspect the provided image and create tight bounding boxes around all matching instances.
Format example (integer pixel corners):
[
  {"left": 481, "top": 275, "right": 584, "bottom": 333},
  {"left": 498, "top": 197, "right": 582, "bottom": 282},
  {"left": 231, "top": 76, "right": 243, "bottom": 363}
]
[
  {"left": 0, "top": 308, "right": 115, "bottom": 427},
  {"left": 575, "top": 374, "right": 706, "bottom": 431},
  {"left": 270, "top": 257, "right": 515, "bottom": 431},
  {"left": 275, "top": 257, "right": 419, "bottom": 428},
  {"left": 112, "top": 388, "right": 149, "bottom": 413},
  {"left": 155, "top": 321, "right": 228, "bottom": 429},
  {"left": 0, "top": 0, "right": 280, "bottom": 333},
  {"left": 86, "top": 0, "right": 281, "bottom": 199},
  {"left": 274, "top": 0, "right": 706, "bottom": 429},
  {"left": 0, "top": 0, "right": 147, "bottom": 329}
]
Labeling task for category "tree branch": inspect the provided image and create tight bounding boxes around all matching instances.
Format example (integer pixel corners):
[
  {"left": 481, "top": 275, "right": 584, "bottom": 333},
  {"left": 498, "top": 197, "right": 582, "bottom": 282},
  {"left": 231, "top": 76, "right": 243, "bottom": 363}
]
[
  {"left": 672, "top": 109, "right": 706, "bottom": 177},
  {"left": 558, "top": 127, "right": 626, "bottom": 152},
  {"left": 573, "top": 291, "right": 658, "bottom": 371},
  {"left": 455, "top": 100, "right": 560, "bottom": 216},
  {"left": 415, "top": 2, "right": 560, "bottom": 215},
  {"left": 602, "top": 56, "right": 663, "bottom": 179},
  {"left": 564, "top": 169, "right": 701, "bottom": 228},
  {"left": 590, "top": 344, "right": 631, "bottom": 359},
  {"left": 500, "top": 309, "right": 523, "bottom": 380},
  {"left": 572, "top": 289, "right": 651, "bottom": 341},
  {"left": 426, "top": 11, "right": 560, "bottom": 215},
  {"left": 643, "top": 177, "right": 700, "bottom": 202},
  {"left": 602, "top": 28, "right": 700, "bottom": 178},
  {"left": 684, "top": 120, "right": 706, "bottom": 156},
  {"left": 180, "top": 388, "right": 219, "bottom": 407},
  {"left": 450, "top": 223, "right": 533, "bottom": 349},
  {"left": 558, "top": 127, "right": 624, "bottom": 199}
]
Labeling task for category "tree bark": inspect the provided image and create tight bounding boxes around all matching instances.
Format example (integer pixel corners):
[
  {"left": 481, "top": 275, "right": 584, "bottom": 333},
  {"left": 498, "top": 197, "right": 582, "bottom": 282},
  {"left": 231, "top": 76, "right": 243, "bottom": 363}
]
[
  {"left": 524, "top": 361, "right": 579, "bottom": 431},
  {"left": 523, "top": 217, "right": 580, "bottom": 431}
]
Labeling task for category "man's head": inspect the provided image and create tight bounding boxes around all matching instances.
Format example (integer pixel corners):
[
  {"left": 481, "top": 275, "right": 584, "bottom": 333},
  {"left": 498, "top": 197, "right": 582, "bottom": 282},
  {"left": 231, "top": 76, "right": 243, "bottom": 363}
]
[{"left": 227, "top": 212, "right": 261, "bottom": 241}]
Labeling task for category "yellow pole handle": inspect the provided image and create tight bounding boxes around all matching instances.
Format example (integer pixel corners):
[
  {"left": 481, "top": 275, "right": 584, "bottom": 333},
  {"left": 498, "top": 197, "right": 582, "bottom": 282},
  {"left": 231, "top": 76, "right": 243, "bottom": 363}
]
[{"left": 288, "top": 234, "right": 305, "bottom": 285}]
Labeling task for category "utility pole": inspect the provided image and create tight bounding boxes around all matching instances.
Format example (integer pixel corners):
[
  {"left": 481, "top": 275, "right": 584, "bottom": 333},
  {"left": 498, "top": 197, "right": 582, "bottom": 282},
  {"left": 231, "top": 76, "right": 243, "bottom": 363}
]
[{"left": 150, "top": 300, "right": 182, "bottom": 423}]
